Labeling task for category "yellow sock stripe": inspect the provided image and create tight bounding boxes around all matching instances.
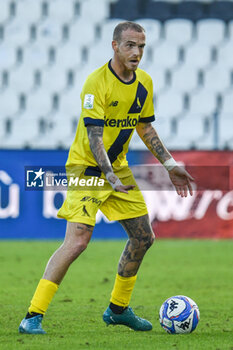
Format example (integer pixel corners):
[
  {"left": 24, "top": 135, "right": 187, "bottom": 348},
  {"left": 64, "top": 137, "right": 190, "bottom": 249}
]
[
  {"left": 29, "top": 279, "right": 59, "bottom": 315},
  {"left": 110, "top": 273, "right": 137, "bottom": 307}
]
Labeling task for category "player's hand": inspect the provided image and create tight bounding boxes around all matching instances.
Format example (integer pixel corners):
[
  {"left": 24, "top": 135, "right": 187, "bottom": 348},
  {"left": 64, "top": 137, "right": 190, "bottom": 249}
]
[
  {"left": 115, "top": 184, "right": 135, "bottom": 194},
  {"left": 168, "top": 166, "right": 194, "bottom": 197},
  {"left": 106, "top": 172, "right": 135, "bottom": 194}
]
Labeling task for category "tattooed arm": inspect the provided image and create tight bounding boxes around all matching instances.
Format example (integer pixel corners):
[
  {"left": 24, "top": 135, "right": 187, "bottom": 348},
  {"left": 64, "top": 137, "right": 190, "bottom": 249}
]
[
  {"left": 136, "top": 122, "right": 172, "bottom": 163},
  {"left": 86, "top": 125, "right": 134, "bottom": 193},
  {"left": 87, "top": 125, "right": 113, "bottom": 174},
  {"left": 136, "top": 122, "right": 194, "bottom": 197}
]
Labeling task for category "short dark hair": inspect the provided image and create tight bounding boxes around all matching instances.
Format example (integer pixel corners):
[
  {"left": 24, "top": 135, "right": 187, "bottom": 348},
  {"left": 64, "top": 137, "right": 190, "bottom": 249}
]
[{"left": 113, "top": 21, "right": 145, "bottom": 42}]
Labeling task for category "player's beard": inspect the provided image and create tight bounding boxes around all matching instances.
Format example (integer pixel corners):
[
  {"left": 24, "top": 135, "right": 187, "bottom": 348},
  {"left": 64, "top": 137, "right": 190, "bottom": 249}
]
[{"left": 125, "top": 57, "right": 140, "bottom": 71}]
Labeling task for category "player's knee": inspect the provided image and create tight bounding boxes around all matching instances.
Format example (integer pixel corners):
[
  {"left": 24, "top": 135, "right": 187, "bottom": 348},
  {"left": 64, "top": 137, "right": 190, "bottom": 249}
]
[
  {"left": 151, "top": 232, "right": 156, "bottom": 245},
  {"left": 77, "top": 240, "right": 89, "bottom": 253},
  {"left": 69, "top": 239, "right": 89, "bottom": 260},
  {"left": 146, "top": 231, "right": 155, "bottom": 249}
]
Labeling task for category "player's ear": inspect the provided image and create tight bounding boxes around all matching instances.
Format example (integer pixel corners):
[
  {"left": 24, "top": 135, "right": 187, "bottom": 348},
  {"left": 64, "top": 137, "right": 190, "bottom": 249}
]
[{"left": 112, "top": 40, "right": 119, "bottom": 52}]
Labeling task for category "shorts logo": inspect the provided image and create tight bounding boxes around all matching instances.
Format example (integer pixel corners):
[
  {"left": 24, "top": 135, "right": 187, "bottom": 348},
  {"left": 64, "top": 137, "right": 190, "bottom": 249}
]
[
  {"left": 84, "top": 94, "right": 94, "bottom": 109},
  {"left": 109, "top": 100, "right": 118, "bottom": 107},
  {"left": 81, "top": 196, "right": 102, "bottom": 206},
  {"left": 82, "top": 205, "right": 90, "bottom": 217}
]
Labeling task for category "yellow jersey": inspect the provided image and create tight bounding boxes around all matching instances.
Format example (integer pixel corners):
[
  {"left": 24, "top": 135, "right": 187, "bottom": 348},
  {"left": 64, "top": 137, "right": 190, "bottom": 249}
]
[{"left": 66, "top": 60, "right": 155, "bottom": 178}]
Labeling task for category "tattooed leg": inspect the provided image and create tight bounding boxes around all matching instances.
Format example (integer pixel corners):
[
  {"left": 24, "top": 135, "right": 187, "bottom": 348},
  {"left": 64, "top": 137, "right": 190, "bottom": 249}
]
[
  {"left": 118, "top": 214, "right": 155, "bottom": 277},
  {"left": 43, "top": 222, "right": 94, "bottom": 284}
]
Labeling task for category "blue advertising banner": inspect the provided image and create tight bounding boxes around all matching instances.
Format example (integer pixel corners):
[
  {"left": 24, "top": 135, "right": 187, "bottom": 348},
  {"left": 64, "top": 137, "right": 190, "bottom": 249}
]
[
  {"left": 1, "top": 150, "right": 232, "bottom": 240},
  {"left": 0, "top": 150, "right": 143, "bottom": 240}
]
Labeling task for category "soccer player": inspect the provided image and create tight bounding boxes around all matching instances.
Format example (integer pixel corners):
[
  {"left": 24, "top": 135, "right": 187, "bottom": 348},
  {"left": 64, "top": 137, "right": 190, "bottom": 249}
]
[{"left": 19, "top": 22, "right": 194, "bottom": 334}]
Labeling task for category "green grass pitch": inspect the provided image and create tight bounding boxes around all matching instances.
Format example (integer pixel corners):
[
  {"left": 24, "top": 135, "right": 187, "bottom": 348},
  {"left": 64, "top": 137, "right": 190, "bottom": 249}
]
[{"left": 0, "top": 240, "right": 232, "bottom": 350}]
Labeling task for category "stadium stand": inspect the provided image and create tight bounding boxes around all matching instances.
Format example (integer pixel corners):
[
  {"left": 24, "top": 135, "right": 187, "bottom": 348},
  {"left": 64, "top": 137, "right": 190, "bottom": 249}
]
[{"left": 0, "top": 0, "right": 233, "bottom": 150}]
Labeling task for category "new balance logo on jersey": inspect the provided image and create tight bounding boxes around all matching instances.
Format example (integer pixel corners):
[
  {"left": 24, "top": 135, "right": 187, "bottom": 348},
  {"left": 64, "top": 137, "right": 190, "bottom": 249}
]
[
  {"left": 109, "top": 100, "right": 118, "bottom": 107},
  {"left": 105, "top": 116, "right": 139, "bottom": 127}
]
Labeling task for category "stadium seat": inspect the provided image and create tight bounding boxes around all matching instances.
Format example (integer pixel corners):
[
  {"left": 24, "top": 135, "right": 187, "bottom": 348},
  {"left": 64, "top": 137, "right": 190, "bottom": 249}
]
[
  {"left": 196, "top": 19, "right": 226, "bottom": 47},
  {"left": 151, "top": 0, "right": 181, "bottom": 3},
  {"left": 0, "top": 70, "right": 9, "bottom": 89},
  {"left": 175, "top": 1, "right": 204, "bottom": 22},
  {"left": 0, "top": 90, "right": 19, "bottom": 117},
  {"left": 55, "top": 44, "right": 82, "bottom": 70},
  {"left": 228, "top": 20, "right": 233, "bottom": 41},
  {"left": 26, "top": 91, "right": 54, "bottom": 117},
  {"left": 153, "top": 115, "right": 175, "bottom": 142},
  {"left": 31, "top": 117, "right": 75, "bottom": 149},
  {"left": 100, "top": 19, "right": 126, "bottom": 43},
  {"left": 170, "top": 65, "right": 200, "bottom": 93},
  {"left": 9, "top": 67, "right": 35, "bottom": 92},
  {"left": 153, "top": 42, "right": 179, "bottom": 69},
  {"left": 219, "top": 117, "right": 233, "bottom": 149},
  {"left": 58, "top": 89, "right": 82, "bottom": 118},
  {"left": 218, "top": 41, "right": 233, "bottom": 69},
  {"left": 36, "top": 19, "right": 63, "bottom": 48},
  {"left": 3, "top": 117, "right": 41, "bottom": 148},
  {"left": 110, "top": 0, "right": 141, "bottom": 21},
  {"left": 16, "top": 0, "right": 46, "bottom": 23},
  {"left": 68, "top": 19, "right": 96, "bottom": 47},
  {"left": 135, "top": 19, "right": 162, "bottom": 46},
  {"left": 155, "top": 90, "right": 184, "bottom": 119},
  {"left": 0, "top": 118, "right": 7, "bottom": 140},
  {"left": 48, "top": 0, "right": 75, "bottom": 22},
  {"left": 22, "top": 44, "right": 49, "bottom": 69},
  {"left": 189, "top": 0, "right": 215, "bottom": 3},
  {"left": 221, "top": 92, "right": 233, "bottom": 115},
  {"left": 72, "top": 64, "right": 95, "bottom": 92},
  {"left": 137, "top": 45, "right": 154, "bottom": 71},
  {"left": 0, "top": 44, "right": 17, "bottom": 70},
  {"left": 167, "top": 118, "right": 210, "bottom": 149},
  {"left": 143, "top": 2, "right": 174, "bottom": 22},
  {"left": 207, "top": 1, "right": 233, "bottom": 22},
  {"left": 40, "top": 67, "right": 70, "bottom": 93},
  {"left": 188, "top": 90, "right": 217, "bottom": 117},
  {"left": 184, "top": 43, "right": 212, "bottom": 69},
  {"left": 203, "top": 64, "right": 231, "bottom": 94},
  {"left": 0, "top": 0, "right": 11, "bottom": 23},
  {"left": 145, "top": 66, "right": 168, "bottom": 93},
  {"left": 164, "top": 19, "right": 194, "bottom": 46},
  {"left": 3, "top": 19, "right": 30, "bottom": 46},
  {"left": 87, "top": 42, "right": 113, "bottom": 70},
  {"left": 0, "top": 25, "right": 3, "bottom": 42},
  {"left": 129, "top": 129, "right": 151, "bottom": 150},
  {"left": 80, "top": 0, "right": 110, "bottom": 23}
]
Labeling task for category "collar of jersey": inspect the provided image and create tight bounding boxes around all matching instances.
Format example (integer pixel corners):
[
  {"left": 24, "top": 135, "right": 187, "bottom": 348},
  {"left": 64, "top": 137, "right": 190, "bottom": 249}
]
[{"left": 108, "top": 60, "right": 136, "bottom": 85}]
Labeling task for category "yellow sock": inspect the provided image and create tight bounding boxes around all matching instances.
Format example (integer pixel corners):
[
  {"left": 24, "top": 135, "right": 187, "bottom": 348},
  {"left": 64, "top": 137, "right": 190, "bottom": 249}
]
[
  {"left": 110, "top": 273, "right": 137, "bottom": 307},
  {"left": 28, "top": 279, "right": 59, "bottom": 315}
]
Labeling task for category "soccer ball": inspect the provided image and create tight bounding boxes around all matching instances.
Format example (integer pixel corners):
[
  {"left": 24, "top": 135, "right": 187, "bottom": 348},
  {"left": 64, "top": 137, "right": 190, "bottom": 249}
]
[{"left": 159, "top": 295, "right": 200, "bottom": 334}]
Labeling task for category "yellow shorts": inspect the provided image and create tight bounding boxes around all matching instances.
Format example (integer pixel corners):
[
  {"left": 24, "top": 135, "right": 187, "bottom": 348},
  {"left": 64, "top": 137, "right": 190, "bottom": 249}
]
[{"left": 57, "top": 167, "right": 148, "bottom": 226}]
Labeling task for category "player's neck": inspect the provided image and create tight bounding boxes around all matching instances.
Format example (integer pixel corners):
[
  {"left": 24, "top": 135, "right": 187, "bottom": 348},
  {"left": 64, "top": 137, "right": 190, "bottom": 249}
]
[{"left": 111, "top": 57, "right": 134, "bottom": 83}]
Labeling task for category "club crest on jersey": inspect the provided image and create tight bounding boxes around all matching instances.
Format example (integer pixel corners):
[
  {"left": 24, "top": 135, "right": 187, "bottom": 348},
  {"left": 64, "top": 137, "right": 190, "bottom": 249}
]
[
  {"left": 137, "top": 97, "right": 141, "bottom": 109},
  {"left": 84, "top": 94, "right": 94, "bottom": 109},
  {"left": 104, "top": 115, "right": 139, "bottom": 127}
]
